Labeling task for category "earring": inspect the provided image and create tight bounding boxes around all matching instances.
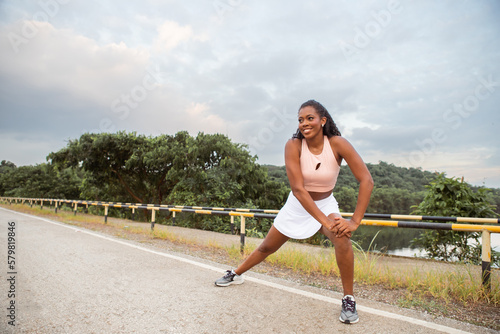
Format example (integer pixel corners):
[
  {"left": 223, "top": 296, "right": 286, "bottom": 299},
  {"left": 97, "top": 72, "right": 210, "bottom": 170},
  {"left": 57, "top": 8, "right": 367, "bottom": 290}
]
[{"left": 322, "top": 124, "right": 325, "bottom": 127}]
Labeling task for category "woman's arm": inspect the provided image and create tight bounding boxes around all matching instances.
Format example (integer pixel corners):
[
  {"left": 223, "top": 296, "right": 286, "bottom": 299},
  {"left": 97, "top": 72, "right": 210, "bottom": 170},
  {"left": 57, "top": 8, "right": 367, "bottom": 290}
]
[
  {"left": 284, "top": 139, "right": 334, "bottom": 229},
  {"left": 330, "top": 136, "right": 374, "bottom": 237}
]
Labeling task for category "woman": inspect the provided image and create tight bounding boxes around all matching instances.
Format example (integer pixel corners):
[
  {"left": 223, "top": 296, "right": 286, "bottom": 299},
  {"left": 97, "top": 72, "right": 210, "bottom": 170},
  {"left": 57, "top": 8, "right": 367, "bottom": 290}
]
[{"left": 215, "top": 100, "right": 374, "bottom": 324}]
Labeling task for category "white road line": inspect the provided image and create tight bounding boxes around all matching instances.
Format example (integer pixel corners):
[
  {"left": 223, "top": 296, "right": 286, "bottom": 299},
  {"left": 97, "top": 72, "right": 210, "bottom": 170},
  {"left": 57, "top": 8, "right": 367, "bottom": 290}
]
[{"left": 1, "top": 207, "right": 472, "bottom": 334}]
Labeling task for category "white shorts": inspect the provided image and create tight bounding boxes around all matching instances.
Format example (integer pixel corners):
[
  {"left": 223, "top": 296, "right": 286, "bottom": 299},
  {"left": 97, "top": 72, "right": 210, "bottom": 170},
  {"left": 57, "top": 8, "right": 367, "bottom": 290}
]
[{"left": 273, "top": 191, "right": 340, "bottom": 239}]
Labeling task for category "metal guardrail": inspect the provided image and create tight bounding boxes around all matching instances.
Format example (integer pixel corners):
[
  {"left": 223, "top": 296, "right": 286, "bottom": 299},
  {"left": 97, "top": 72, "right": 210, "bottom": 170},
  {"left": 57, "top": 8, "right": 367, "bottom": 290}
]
[{"left": 1, "top": 196, "right": 498, "bottom": 290}]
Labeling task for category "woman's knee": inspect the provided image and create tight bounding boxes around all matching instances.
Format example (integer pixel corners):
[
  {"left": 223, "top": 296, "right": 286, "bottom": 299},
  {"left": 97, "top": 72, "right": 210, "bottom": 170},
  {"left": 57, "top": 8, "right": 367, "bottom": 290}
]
[
  {"left": 256, "top": 242, "right": 279, "bottom": 255},
  {"left": 256, "top": 226, "right": 288, "bottom": 255},
  {"left": 332, "top": 236, "right": 352, "bottom": 253}
]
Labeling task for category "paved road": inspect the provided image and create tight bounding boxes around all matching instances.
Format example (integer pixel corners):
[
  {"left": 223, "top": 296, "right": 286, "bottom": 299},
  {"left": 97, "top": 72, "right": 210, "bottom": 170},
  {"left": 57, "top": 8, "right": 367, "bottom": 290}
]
[{"left": 0, "top": 208, "right": 493, "bottom": 333}]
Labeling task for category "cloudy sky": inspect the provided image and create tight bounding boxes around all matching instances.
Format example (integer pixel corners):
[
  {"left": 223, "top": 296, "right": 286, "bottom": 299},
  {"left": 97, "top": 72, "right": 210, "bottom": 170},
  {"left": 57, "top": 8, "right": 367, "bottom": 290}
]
[{"left": 1, "top": 0, "right": 499, "bottom": 187}]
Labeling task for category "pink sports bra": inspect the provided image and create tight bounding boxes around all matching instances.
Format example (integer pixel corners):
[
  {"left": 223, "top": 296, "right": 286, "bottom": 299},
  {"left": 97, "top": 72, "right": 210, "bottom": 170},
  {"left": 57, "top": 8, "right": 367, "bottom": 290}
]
[{"left": 300, "top": 136, "right": 340, "bottom": 192}]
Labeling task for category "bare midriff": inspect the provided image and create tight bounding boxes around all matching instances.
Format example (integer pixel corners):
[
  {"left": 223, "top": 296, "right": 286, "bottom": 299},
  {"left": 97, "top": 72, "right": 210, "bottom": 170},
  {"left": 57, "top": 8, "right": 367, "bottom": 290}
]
[{"left": 309, "top": 190, "right": 333, "bottom": 201}]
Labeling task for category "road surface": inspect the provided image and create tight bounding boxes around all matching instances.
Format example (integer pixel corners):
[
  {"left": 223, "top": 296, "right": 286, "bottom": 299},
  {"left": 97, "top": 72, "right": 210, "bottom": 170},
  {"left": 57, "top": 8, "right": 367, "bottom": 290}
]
[{"left": 0, "top": 207, "right": 494, "bottom": 333}]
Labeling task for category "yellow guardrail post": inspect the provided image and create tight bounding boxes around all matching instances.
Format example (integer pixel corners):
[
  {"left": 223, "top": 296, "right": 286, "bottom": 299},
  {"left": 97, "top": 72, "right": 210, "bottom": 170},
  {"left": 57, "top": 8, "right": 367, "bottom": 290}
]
[
  {"left": 230, "top": 215, "right": 235, "bottom": 235},
  {"left": 150, "top": 208, "right": 156, "bottom": 230},
  {"left": 482, "top": 230, "right": 491, "bottom": 292},
  {"left": 172, "top": 211, "right": 176, "bottom": 226},
  {"left": 73, "top": 202, "right": 78, "bottom": 216},
  {"left": 104, "top": 205, "right": 109, "bottom": 223},
  {"left": 240, "top": 215, "right": 246, "bottom": 253}
]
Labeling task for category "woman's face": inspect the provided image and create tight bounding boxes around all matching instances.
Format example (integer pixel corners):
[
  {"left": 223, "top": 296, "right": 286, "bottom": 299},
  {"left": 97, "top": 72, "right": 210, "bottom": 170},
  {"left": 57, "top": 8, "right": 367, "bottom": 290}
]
[{"left": 298, "top": 106, "right": 325, "bottom": 138}]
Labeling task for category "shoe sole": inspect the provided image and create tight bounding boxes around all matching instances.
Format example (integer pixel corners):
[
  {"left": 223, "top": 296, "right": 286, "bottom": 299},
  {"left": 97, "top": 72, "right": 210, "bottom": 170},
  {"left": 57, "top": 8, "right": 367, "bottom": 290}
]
[
  {"left": 214, "top": 279, "right": 244, "bottom": 287},
  {"left": 339, "top": 316, "right": 359, "bottom": 324}
]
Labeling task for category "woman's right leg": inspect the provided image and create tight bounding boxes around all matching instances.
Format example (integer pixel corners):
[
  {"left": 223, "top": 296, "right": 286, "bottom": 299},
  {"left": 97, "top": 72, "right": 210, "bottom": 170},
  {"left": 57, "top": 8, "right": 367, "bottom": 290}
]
[{"left": 234, "top": 225, "right": 289, "bottom": 275}]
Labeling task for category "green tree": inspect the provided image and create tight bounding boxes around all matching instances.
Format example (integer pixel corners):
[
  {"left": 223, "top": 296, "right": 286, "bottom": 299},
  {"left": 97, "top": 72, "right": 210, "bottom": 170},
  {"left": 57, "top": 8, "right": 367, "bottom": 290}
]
[
  {"left": 0, "top": 160, "right": 16, "bottom": 171},
  {"left": 48, "top": 131, "right": 289, "bottom": 231},
  {"left": 0, "top": 162, "right": 81, "bottom": 199},
  {"left": 165, "top": 132, "right": 289, "bottom": 231},
  {"left": 49, "top": 131, "right": 180, "bottom": 203},
  {"left": 0, "top": 160, "right": 17, "bottom": 195},
  {"left": 411, "top": 173, "right": 499, "bottom": 265},
  {"left": 263, "top": 165, "right": 290, "bottom": 188},
  {"left": 367, "top": 187, "right": 424, "bottom": 214},
  {"left": 334, "top": 186, "right": 357, "bottom": 212}
]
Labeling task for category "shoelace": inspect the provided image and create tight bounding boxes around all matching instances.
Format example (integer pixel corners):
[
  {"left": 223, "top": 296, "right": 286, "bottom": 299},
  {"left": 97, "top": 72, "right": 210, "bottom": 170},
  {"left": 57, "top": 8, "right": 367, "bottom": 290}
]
[
  {"left": 223, "top": 270, "right": 235, "bottom": 279},
  {"left": 342, "top": 298, "right": 356, "bottom": 312}
]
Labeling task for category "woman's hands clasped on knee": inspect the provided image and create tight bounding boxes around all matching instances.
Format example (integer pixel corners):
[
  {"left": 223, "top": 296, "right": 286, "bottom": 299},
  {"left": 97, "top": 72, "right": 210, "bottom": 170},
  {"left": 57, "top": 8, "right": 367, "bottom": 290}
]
[{"left": 329, "top": 216, "right": 359, "bottom": 238}]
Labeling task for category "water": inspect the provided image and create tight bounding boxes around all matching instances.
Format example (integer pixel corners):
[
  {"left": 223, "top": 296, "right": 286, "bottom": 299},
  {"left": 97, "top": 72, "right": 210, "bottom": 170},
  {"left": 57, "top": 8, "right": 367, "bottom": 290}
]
[
  {"left": 387, "top": 233, "right": 500, "bottom": 258},
  {"left": 352, "top": 225, "right": 422, "bottom": 252},
  {"left": 493, "top": 233, "right": 500, "bottom": 252},
  {"left": 387, "top": 247, "right": 426, "bottom": 258},
  {"left": 354, "top": 225, "right": 500, "bottom": 262}
]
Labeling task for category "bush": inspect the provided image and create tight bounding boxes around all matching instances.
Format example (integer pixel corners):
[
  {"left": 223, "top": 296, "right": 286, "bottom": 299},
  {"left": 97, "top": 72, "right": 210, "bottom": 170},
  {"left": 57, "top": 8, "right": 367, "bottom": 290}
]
[{"left": 411, "top": 173, "right": 499, "bottom": 266}]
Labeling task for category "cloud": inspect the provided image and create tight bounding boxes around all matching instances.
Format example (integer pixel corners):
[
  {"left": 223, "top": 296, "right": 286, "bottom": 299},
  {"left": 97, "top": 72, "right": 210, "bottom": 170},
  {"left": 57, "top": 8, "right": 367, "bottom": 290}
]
[
  {"left": 153, "top": 21, "right": 195, "bottom": 53},
  {"left": 185, "top": 102, "right": 228, "bottom": 134},
  {"left": 1, "top": 0, "right": 499, "bottom": 188},
  {"left": 0, "top": 19, "right": 155, "bottom": 136},
  {"left": 1, "top": 20, "right": 150, "bottom": 101}
]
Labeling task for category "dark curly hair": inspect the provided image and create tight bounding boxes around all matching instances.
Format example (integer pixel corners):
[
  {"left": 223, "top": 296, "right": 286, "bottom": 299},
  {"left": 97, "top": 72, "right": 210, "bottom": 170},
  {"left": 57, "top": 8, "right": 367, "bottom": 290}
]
[{"left": 292, "top": 100, "right": 341, "bottom": 139}]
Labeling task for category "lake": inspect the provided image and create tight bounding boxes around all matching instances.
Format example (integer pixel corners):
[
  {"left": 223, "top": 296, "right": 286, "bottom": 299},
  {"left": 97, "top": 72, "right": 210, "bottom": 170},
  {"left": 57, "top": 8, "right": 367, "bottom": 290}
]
[{"left": 353, "top": 225, "right": 500, "bottom": 261}]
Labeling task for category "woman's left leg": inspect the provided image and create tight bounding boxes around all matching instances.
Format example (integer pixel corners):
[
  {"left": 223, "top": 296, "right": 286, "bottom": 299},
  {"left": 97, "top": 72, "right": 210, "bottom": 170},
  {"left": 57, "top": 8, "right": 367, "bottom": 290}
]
[
  {"left": 321, "top": 216, "right": 359, "bottom": 324},
  {"left": 320, "top": 214, "right": 355, "bottom": 296}
]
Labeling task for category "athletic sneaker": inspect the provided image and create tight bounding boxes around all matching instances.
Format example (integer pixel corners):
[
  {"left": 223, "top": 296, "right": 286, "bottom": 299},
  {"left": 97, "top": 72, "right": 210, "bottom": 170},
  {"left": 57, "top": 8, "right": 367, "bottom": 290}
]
[
  {"left": 339, "top": 295, "right": 359, "bottom": 324},
  {"left": 215, "top": 269, "right": 244, "bottom": 287}
]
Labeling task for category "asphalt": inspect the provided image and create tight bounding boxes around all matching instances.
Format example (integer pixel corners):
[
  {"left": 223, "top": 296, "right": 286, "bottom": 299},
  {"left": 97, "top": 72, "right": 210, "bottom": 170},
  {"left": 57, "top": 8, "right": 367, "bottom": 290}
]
[{"left": 0, "top": 207, "right": 495, "bottom": 334}]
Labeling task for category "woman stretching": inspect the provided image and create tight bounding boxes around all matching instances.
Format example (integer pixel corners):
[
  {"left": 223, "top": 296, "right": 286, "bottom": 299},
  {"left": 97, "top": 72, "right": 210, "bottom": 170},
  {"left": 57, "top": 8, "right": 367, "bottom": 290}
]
[{"left": 215, "top": 100, "right": 374, "bottom": 324}]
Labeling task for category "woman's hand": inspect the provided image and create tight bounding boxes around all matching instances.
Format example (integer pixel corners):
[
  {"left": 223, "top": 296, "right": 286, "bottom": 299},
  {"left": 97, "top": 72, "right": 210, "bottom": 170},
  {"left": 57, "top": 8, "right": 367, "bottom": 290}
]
[
  {"left": 325, "top": 217, "right": 337, "bottom": 231},
  {"left": 329, "top": 216, "right": 359, "bottom": 238}
]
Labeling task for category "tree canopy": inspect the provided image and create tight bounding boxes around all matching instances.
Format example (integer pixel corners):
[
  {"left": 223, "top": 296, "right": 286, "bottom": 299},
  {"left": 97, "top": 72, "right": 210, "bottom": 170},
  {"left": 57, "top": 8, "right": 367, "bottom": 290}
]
[
  {"left": 0, "top": 160, "right": 81, "bottom": 199},
  {"left": 46, "top": 131, "right": 289, "bottom": 211}
]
